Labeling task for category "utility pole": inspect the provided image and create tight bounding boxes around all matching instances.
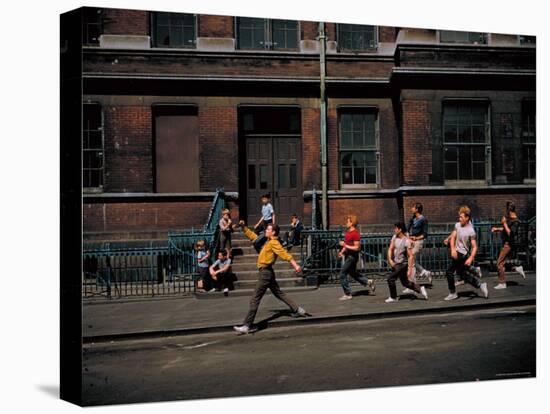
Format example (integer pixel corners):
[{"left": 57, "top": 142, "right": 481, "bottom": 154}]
[{"left": 319, "top": 22, "right": 328, "bottom": 230}]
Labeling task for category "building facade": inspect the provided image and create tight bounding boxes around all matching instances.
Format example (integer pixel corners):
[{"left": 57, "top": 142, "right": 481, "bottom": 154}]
[{"left": 78, "top": 7, "right": 536, "bottom": 240}]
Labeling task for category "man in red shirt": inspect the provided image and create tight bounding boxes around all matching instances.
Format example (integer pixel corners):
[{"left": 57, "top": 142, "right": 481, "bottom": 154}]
[{"left": 338, "top": 215, "right": 375, "bottom": 300}]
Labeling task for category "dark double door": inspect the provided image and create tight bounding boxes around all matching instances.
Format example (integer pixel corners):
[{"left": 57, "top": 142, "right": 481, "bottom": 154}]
[{"left": 246, "top": 136, "right": 302, "bottom": 226}]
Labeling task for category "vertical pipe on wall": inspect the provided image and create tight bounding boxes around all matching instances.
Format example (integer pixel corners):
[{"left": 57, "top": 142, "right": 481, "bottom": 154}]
[{"left": 319, "top": 22, "right": 328, "bottom": 229}]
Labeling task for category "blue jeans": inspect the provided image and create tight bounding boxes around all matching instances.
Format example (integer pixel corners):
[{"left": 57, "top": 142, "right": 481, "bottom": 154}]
[{"left": 339, "top": 254, "right": 370, "bottom": 295}]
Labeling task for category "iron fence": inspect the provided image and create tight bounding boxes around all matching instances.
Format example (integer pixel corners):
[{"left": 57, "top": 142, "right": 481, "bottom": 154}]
[
  {"left": 299, "top": 220, "right": 535, "bottom": 285},
  {"left": 82, "top": 189, "right": 227, "bottom": 299}
]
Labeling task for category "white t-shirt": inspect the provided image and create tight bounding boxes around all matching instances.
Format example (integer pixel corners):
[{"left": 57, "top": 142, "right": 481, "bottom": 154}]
[
  {"left": 262, "top": 203, "right": 274, "bottom": 221},
  {"left": 454, "top": 222, "right": 477, "bottom": 255},
  {"left": 391, "top": 235, "right": 410, "bottom": 264}
]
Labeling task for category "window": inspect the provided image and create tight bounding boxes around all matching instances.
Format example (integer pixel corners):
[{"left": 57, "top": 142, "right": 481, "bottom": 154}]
[
  {"left": 522, "top": 100, "right": 536, "bottom": 181},
  {"left": 237, "top": 18, "right": 298, "bottom": 50},
  {"left": 339, "top": 110, "right": 379, "bottom": 187},
  {"left": 440, "top": 30, "right": 487, "bottom": 44},
  {"left": 83, "top": 103, "right": 104, "bottom": 189},
  {"left": 152, "top": 12, "right": 196, "bottom": 48},
  {"left": 519, "top": 35, "right": 536, "bottom": 45},
  {"left": 82, "top": 8, "right": 102, "bottom": 45},
  {"left": 443, "top": 101, "right": 489, "bottom": 181},
  {"left": 337, "top": 24, "right": 377, "bottom": 51}
]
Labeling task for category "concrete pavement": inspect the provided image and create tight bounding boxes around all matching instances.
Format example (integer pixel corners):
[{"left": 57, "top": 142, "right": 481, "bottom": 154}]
[{"left": 83, "top": 271, "right": 535, "bottom": 341}]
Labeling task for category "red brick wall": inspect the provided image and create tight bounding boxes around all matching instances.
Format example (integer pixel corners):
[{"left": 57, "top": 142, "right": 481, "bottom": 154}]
[
  {"left": 402, "top": 100, "right": 432, "bottom": 186},
  {"left": 327, "top": 107, "right": 339, "bottom": 189},
  {"left": 198, "top": 15, "right": 234, "bottom": 37},
  {"left": 302, "top": 108, "right": 321, "bottom": 190},
  {"left": 379, "top": 26, "right": 397, "bottom": 43},
  {"left": 103, "top": 106, "right": 153, "bottom": 192},
  {"left": 83, "top": 199, "right": 240, "bottom": 234},
  {"left": 199, "top": 107, "right": 238, "bottom": 191},
  {"left": 102, "top": 9, "right": 149, "bottom": 36},
  {"left": 326, "top": 23, "right": 336, "bottom": 41},
  {"left": 301, "top": 21, "right": 319, "bottom": 40},
  {"left": 329, "top": 198, "right": 401, "bottom": 226},
  {"left": 403, "top": 194, "right": 536, "bottom": 222}
]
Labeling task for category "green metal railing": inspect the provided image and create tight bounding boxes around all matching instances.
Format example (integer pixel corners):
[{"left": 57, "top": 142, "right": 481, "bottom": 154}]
[
  {"left": 299, "top": 219, "right": 535, "bottom": 285},
  {"left": 82, "top": 189, "right": 227, "bottom": 299}
]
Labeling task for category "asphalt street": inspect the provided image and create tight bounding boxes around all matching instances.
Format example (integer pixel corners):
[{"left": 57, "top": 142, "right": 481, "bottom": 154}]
[{"left": 82, "top": 304, "right": 536, "bottom": 406}]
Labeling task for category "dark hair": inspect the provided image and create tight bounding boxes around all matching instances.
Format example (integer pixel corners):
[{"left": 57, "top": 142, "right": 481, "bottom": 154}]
[
  {"left": 506, "top": 201, "right": 516, "bottom": 214},
  {"left": 218, "top": 249, "right": 228, "bottom": 257},
  {"left": 261, "top": 193, "right": 271, "bottom": 200},
  {"left": 394, "top": 222, "right": 407, "bottom": 232},
  {"left": 291, "top": 213, "right": 298, "bottom": 218},
  {"left": 415, "top": 203, "right": 423, "bottom": 214},
  {"left": 267, "top": 223, "right": 280, "bottom": 237}
]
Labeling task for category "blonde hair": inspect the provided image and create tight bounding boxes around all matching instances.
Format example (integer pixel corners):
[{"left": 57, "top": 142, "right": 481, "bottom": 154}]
[
  {"left": 346, "top": 214, "right": 359, "bottom": 227},
  {"left": 458, "top": 206, "right": 471, "bottom": 219},
  {"left": 221, "top": 208, "right": 230, "bottom": 216},
  {"left": 195, "top": 239, "right": 206, "bottom": 249}
]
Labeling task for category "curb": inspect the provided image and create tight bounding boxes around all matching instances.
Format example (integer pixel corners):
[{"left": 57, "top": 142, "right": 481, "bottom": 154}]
[{"left": 83, "top": 296, "right": 535, "bottom": 344}]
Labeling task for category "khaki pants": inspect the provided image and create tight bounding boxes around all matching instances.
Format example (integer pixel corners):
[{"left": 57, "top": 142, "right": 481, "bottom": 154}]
[
  {"left": 408, "top": 239, "right": 427, "bottom": 275},
  {"left": 243, "top": 266, "right": 298, "bottom": 327},
  {"left": 497, "top": 243, "right": 513, "bottom": 283}
]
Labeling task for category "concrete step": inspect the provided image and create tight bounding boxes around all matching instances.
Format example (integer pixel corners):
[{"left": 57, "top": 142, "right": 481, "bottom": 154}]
[
  {"left": 231, "top": 261, "right": 291, "bottom": 272},
  {"left": 231, "top": 246, "right": 259, "bottom": 256}
]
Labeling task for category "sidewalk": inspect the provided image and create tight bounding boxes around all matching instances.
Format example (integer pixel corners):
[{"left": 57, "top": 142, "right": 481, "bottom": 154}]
[{"left": 83, "top": 272, "right": 536, "bottom": 341}]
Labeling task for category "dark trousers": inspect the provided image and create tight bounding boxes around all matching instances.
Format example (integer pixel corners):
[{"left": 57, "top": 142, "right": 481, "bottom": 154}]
[
  {"left": 497, "top": 243, "right": 513, "bottom": 283},
  {"left": 387, "top": 263, "right": 422, "bottom": 299},
  {"left": 198, "top": 267, "right": 213, "bottom": 291},
  {"left": 339, "top": 254, "right": 370, "bottom": 296},
  {"left": 213, "top": 270, "right": 232, "bottom": 291},
  {"left": 446, "top": 252, "right": 481, "bottom": 293},
  {"left": 243, "top": 266, "right": 298, "bottom": 327}
]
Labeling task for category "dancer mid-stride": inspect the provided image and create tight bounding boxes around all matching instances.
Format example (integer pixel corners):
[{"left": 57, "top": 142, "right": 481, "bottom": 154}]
[
  {"left": 338, "top": 215, "right": 375, "bottom": 301},
  {"left": 385, "top": 222, "right": 428, "bottom": 303},
  {"left": 444, "top": 206, "right": 489, "bottom": 301},
  {"left": 491, "top": 201, "right": 526, "bottom": 289},
  {"left": 233, "top": 220, "right": 307, "bottom": 334}
]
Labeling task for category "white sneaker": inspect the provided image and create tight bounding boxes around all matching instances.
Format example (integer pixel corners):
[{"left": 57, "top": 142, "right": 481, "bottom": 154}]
[
  {"left": 455, "top": 280, "right": 465, "bottom": 286},
  {"left": 444, "top": 293, "right": 458, "bottom": 301},
  {"left": 339, "top": 294, "right": 353, "bottom": 301},
  {"left": 402, "top": 288, "right": 414, "bottom": 294},
  {"left": 480, "top": 282, "right": 489, "bottom": 299},
  {"left": 208, "top": 288, "right": 216, "bottom": 293},
  {"left": 385, "top": 297, "right": 399, "bottom": 303},
  {"left": 421, "top": 270, "right": 432, "bottom": 284},
  {"left": 494, "top": 283, "right": 507, "bottom": 290},
  {"left": 515, "top": 266, "right": 526, "bottom": 279},
  {"left": 420, "top": 286, "right": 428, "bottom": 300},
  {"left": 475, "top": 267, "right": 482, "bottom": 278},
  {"left": 233, "top": 325, "right": 250, "bottom": 335},
  {"left": 223, "top": 288, "right": 229, "bottom": 296},
  {"left": 292, "top": 306, "right": 307, "bottom": 317}
]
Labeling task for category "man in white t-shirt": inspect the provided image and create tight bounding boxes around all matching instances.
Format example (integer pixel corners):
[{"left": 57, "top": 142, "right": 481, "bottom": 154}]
[{"left": 444, "top": 206, "right": 488, "bottom": 301}]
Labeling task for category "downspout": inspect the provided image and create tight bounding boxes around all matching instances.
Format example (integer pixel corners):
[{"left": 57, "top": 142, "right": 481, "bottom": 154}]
[{"left": 319, "top": 22, "right": 328, "bottom": 230}]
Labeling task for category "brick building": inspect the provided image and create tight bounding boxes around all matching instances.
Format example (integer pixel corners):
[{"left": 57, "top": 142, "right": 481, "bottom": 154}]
[{"left": 77, "top": 7, "right": 536, "bottom": 240}]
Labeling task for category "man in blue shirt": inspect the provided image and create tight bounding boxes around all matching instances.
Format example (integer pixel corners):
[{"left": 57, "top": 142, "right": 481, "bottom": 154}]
[{"left": 405, "top": 203, "right": 432, "bottom": 290}]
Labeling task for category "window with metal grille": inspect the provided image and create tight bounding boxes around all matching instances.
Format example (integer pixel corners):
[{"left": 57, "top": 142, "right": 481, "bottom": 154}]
[
  {"left": 82, "top": 8, "right": 102, "bottom": 45},
  {"left": 83, "top": 103, "right": 104, "bottom": 189},
  {"left": 440, "top": 30, "right": 487, "bottom": 44},
  {"left": 237, "top": 18, "right": 298, "bottom": 50},
  {"left": 337, "top": 24, "right": 377, "bottom": 52},
  {"left": 522, "top": 99, "right": 536, "bottom": 180},
  {"left": 152, "top": 12, "right": 196, "bottom": 48},
  {"left": 443, "top": 101, "right": 490, "bottom": 181},
  {"left": 339, "top": 111, "right": 379, "bottom": 186}
]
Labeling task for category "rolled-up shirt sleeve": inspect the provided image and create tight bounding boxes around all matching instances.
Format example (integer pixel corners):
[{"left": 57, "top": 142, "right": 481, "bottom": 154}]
[{"left": 243, "top": 226, "right": 258, "bottom": 242}]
